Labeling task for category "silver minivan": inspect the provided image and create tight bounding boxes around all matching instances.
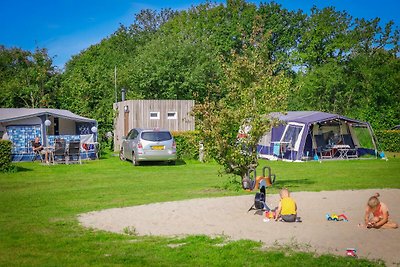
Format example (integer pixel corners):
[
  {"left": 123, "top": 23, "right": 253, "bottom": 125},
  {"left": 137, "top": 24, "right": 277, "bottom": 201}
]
[{"left": 119, "top": 128, "right": 177, "bottom": 165}]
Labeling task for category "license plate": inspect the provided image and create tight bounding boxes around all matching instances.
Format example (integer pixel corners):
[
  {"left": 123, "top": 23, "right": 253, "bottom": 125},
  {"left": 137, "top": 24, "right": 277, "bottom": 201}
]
[{"left": 151, "top": 145, "right": 165, "bottom": 150}]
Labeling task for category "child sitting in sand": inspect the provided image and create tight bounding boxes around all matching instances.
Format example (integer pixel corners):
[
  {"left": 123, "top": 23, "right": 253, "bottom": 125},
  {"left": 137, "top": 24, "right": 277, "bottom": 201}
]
[
  {"left": 363, "top": 193, "right": 398, "bottom": 229},
  {"left": 275, "top": 188, "right": 297, "bottom": 222}
]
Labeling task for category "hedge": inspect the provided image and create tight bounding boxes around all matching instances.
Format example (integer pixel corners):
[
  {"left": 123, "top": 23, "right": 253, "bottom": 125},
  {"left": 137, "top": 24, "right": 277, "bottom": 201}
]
[
  {"left": 0, "top": 140, "right": 13, "bottom": 172},
  {"left": 172, "top": 131, "right": 201, "bottom": 160},
  {"left": 375, "top": 130, "right": 400, "bottom": 152}
]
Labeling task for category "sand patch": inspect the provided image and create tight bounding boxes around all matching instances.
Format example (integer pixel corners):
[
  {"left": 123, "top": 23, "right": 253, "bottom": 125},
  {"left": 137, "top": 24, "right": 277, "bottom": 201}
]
[{"left": 79, "top": 189, "right": 400, "bottom": 265}]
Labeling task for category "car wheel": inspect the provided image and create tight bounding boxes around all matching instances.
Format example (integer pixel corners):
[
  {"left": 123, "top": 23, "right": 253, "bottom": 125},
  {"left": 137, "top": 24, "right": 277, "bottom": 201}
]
[
  {"left": 119, "top": 148, "right": 125, "bottom": 161},
  {"left": 132, "top": 153, "right": 140, "bottom": 166},
  {"left": 168, "top": 160, "right": 176, "bottom": 165}
]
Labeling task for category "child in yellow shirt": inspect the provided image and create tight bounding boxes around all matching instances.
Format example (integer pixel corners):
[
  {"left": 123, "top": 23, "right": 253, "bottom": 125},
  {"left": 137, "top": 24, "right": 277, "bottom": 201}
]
[{"left": 275, "top": 188, "right": 297, "bottom": 222}]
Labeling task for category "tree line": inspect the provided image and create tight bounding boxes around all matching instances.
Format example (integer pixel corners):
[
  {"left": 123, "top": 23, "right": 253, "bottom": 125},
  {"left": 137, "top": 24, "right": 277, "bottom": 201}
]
[{"left": 1, "top": 0, "right": 399, "bottom": 140}]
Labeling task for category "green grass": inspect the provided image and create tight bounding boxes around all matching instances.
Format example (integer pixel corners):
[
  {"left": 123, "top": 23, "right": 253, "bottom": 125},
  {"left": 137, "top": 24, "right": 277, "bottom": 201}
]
[
  {"left": 1, "top": 152, "right": 398, "bottom": 266},
  {"left": 260, "top": 158, "right": 400, "bottom": 193}
]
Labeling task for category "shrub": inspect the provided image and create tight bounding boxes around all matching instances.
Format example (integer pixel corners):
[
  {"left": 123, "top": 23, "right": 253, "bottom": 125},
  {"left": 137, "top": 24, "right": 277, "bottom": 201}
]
[
  {"left": 172, "top": 131, "right": 201, "bottom": 160},
  {"left": 0, "top": 140, "right": 13, "bottom": 172},
  {"left": 375, "top": 130, "right": 400, "bottom": 152}
]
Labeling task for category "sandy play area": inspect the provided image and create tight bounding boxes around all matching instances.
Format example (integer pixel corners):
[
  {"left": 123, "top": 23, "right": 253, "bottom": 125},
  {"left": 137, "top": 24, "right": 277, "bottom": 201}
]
[{"left": 79, "top": 189, "right": 400, "bottom": 265}]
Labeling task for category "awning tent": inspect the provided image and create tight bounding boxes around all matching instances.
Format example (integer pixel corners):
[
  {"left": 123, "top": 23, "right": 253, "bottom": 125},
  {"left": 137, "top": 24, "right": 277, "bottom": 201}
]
[
  {"left": 0, "top": 108, "right": 98, "bottom": 161},
  {"left": 257, "top": 111, "right": 378, "bottom": 161},
  {"left": 0, "top": 108, "right": 96, "bottom": 124}
]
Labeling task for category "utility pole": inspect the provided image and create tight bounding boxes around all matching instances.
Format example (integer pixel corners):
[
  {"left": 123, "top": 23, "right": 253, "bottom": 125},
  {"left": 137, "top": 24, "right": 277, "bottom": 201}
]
[{"left": 114, "top": 66, "right": 118, "bottom": 104}]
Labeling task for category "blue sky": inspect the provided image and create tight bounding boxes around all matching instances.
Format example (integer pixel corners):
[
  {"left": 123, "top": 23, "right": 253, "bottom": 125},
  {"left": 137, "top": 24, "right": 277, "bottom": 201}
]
[{"left": 1, "top": 0, "right": 398, "bottom": 69}]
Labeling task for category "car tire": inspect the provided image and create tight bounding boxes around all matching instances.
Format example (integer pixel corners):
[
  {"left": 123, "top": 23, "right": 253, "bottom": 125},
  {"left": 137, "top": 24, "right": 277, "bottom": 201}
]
[
  {"left": 132, "top": 153, "right": 140, "bottom": 166},
  {"left": 168, "top": 160, "right": 176, "bottom": 165},
  {"left": 119, "top": 148, "right": 125, "bottom": 161}
]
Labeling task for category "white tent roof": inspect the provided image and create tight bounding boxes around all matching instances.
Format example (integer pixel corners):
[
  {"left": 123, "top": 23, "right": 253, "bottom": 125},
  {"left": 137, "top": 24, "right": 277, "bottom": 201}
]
[{"left": 0, "top": 108, "right": 96, "bottom": 123}]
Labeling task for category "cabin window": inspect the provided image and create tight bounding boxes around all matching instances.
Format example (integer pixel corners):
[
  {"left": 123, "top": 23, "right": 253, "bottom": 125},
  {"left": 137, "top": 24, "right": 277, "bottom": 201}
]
[
  {"left": 167, "top": 111, "right": 177, "bottom": 120},
  {"left": 150, "top": 112, "right": 160, "bottom": 120}
]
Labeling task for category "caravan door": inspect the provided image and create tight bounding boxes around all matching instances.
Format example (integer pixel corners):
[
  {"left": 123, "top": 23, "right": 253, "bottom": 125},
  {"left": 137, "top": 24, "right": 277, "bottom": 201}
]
[{"left": 280, "top": 122, "right": 305, "bottom": 159}]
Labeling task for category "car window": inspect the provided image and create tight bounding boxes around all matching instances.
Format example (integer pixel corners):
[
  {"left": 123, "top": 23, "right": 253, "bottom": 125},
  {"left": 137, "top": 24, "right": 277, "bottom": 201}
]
[
  {"left": 141, "top": 131, "right": 172, "bottom": 141},
  {"left": 128, "top": 129, "right": 138, "bottom": 140},
  {"left": 126, "top": 130, "right": 133, "bottom": 139},
  {"left": 132, "top": 130, "right": 138, "bottom": 139}
]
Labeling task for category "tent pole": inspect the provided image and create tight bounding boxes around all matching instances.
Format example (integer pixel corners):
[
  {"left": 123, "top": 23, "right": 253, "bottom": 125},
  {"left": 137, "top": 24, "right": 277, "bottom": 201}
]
[{"left": 366, "top": 122, "right": 378, "bottom": 158}]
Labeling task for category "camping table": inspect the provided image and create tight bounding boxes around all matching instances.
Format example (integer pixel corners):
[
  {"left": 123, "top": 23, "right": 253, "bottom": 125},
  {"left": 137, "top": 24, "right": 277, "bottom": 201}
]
[{"left": 334, "top": 145, "right": 350, "bottom": 159}]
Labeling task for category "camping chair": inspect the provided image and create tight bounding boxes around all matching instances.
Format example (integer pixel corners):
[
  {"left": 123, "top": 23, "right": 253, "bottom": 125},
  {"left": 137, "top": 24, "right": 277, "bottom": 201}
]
[
  {"left": 31, "top": 140, "right": 44, "bottom": 162},
  {"left": 67, "top": 141, "right": 82, "bottom": 164},
  {"left": 314, "top": 135, "right": 333, "bottom": 159},
  {"left": 53, "top": 139, "right": 67, "bottom": 164}
]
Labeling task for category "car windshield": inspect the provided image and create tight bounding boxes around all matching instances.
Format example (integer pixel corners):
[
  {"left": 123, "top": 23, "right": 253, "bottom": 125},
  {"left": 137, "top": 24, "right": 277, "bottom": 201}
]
[{"left": 141, "top": 131, "right": 172, "bottom": 142}]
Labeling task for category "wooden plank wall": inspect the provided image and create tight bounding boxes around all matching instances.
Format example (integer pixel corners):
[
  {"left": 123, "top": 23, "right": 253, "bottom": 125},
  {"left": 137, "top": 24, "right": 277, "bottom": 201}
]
[{"left": 113, "top": 100, "right": 195, "bottom": 151}]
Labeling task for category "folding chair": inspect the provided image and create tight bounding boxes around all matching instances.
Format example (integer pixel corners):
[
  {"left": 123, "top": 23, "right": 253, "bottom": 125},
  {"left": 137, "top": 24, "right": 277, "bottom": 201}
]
[
  {"left": 53, "top": 139, "right": 67, "bottom": 164},
  {"left": 67, "top": 141, "right": 82, "bottom": 164},
  {"left": 31, "top": 140, "right": 44, "bottom": 162}
]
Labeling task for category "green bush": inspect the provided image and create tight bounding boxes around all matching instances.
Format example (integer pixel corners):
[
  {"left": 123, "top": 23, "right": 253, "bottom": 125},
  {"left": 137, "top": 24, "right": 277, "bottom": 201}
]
[
  {"left": 172, "top": 131, "right": 201, "bottom": 160},
  {"left": 375, "top": 130, "right": 400, "bottom": 152},
  {"left": 0, "top": 140, "right": 13, "bottom": 172}
]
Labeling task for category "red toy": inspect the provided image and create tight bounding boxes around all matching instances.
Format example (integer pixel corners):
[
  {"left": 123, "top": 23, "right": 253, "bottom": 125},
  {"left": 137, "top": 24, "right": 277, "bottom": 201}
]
[
  {"left": 346, "top": 248, "right": 357, "bottom": 257},
  {"left": 265, "top": 211, "right": 276, "bottom": 219}
]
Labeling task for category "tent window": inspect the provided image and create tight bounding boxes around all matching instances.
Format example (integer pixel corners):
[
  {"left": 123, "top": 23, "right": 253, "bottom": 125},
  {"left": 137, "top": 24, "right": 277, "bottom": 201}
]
[
  {"left": 281, "top": 124, "right": 304, "bottom": 151},
  {"left": 259, "top": 131, "right": 271, "bottom": 146}
]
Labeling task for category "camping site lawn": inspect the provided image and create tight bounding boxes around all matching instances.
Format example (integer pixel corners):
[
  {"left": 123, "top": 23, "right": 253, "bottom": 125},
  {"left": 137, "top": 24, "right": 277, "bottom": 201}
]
[{"left": 0, "top": 154, "right": 399, "bottom": 266}]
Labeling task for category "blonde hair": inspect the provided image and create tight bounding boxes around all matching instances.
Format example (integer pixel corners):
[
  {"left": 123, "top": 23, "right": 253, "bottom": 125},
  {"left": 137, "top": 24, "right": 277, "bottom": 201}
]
[
  {"left": 279, "top": 188, "right": 290, "bottom": 198},
  {"left": 367, "top": 192, "right": 380, "bottom": 208}
]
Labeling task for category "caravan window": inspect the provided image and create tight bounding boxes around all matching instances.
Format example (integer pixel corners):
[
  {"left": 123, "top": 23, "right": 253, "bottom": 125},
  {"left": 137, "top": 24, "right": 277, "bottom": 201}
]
[{"left": 281, "top": 123, "right": 304, "bottom": 151}]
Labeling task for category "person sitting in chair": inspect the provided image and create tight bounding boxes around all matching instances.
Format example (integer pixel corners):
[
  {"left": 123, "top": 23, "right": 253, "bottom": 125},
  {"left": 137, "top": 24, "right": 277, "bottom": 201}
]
[
  {"left": 327, "top": 131, "right": 342, "bottom": 147},
  {"left": 32, "top": 137, "right": 48, "bottom": 163}
]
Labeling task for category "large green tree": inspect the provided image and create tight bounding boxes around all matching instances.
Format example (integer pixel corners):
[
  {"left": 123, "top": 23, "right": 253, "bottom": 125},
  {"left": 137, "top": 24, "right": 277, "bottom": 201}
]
[
  {"left": 126, "top": 24, "right": 222, "bottom": 101},
  {"left": 193, "top": 21, "right": 291, "bottom": 181},
  {"left": 1, "top": 0, "right": 398, "bottom": 141},
  {"left": 292, "top": 9, "right": 399, "bottom": 129},
  {"left": 57, "top": 8, "right": 177, "bottom": 133},
  {"left": 0, "top": 46, "right": 58, "bottom": 108}
]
